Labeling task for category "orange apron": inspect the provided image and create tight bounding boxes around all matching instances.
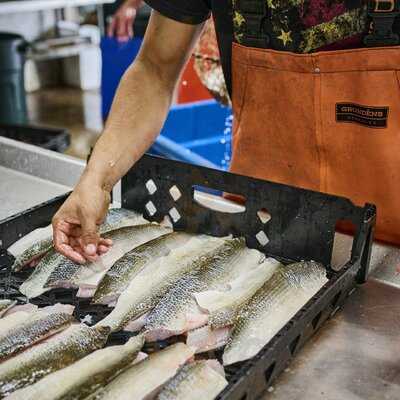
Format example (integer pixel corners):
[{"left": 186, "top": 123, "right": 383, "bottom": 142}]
[{"left": 230, "top": 42, "right": 400, "bottom": 245}]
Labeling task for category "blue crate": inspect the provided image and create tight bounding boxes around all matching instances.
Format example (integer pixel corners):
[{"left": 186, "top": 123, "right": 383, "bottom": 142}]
[
  {"left": 100, "top": 38, "right": 232, "bottom": 169},
  {"left": 101, "top": 37, "right": 143, "bottom": 120},
  {"left": 153, "top": 100, "right": 232, "bottom": 170}
]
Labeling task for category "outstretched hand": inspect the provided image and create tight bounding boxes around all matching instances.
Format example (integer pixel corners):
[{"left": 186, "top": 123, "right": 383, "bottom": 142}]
[{"left": 52, "top": 185, "right": 112, "bottom": 264}]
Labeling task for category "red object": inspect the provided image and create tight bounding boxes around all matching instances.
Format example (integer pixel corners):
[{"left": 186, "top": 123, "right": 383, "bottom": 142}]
[{"left": 177, "top": 56, "right": 213, "bottom": 104}]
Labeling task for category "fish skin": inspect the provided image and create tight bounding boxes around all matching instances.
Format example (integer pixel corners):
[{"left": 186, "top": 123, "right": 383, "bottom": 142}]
[
  {"left": 19, "top": 223, "right": 168, "bottom": 299},
  {"left": 156, "top": 360, "right": 228, "bottom": 400},
  {"left": 91, "top": 343, "right": 194, "bottom": 400},
  {"left": 0, "top": 300, "right": 16, "bottom": 318},
  {"left": 0, "top": 324, "right": 109, "bottom": 398},
  {"left": 96, "top": 236, "right": 225, "bottom": 333},
  {"left": 0, "top": 310, "right": 75, "bottom": 362},
  {"left": 19, "top": 250, "right": 64, "bottom": 299},
  {"left": 195, "top": 257, "right": 281, "bottom": 329},
  {"left": 223, "top": 261, "right": 328, "bottom": 366},
  {"left": 10, "top": 208, "right": 146, "bottom": 272},
  {"left": 92, "top": 232, "right": 192, "bottom": 305},
  {"left": 145, "top": 239, "right": 268, "bottom": 341},
  {"left": 72, "top": 224, "right": 171, "bottom": 296},
  {"left": 6, "top": 335, "right": 144, "bottom": 400}
]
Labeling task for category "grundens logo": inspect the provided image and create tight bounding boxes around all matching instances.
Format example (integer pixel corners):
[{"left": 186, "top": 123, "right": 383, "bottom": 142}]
[{"left": 336, "top": 103, "right": 389, "bottom": 128}]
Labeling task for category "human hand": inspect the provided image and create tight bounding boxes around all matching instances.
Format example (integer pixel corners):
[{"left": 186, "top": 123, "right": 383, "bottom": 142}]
[
  {"left": 107, "top": 0, "right": 143, "bottom": 42},
  {"left": 52, "top": 183, "right": 112, "bottom": 264}
]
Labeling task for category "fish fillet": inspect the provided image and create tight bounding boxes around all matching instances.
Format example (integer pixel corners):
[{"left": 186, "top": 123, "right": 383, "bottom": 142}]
[
  {"left": 73, "top": 224, "right": 171, "bottom": 297},
  {"left": 0, "top": 300, "right": 16, "bottom": 318},
  {"left": 186, "top": 325, "right": 231, "bottom": 354},
  {"left": 194, "top": 257, "right": 281, "bottom": 329},
  {"left": 7, "top": 334, "right": 144, "bottom": 400},
  {"left": 156, "top": 360, "right": 228, "bottom": 400},
  {"left": 93, "top": 232, "right": 192, "bottom": 305},
  {"left": 96, "top": 236, "right": 224, "bottom": 332},
  {"left": 19, "top": 223, "right": 167, "bottom": 299},
  {"left": 0, "top": 324, "right": 109, "bottom": 398},
  {"left": 91, "top": 343, "right": 194, "bottom": 400},
  {"left": 145, "top": 241, "right": 278, "bottom": 342},
  {"left": 9, "top": 208, "right": 146, "bottom": 272},
  {"left": 0, "top": 303, "right": 75, "bottom": 361},
  {"left": 223, "top": 261, "right": 328, "bottom": 365}
]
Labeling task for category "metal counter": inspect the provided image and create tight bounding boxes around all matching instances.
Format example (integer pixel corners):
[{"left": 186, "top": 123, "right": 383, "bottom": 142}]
[{"left": 0, "top": 137, "right": 399, "bottom": 399}]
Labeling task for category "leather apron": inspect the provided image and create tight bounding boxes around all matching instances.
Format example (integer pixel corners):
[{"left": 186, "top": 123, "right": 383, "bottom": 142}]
[{"left": 230, "top": 2, "right": 400, "bottom": 245}]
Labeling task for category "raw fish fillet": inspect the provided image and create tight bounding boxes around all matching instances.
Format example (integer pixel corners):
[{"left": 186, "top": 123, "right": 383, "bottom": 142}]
[
  {"left": 186, "top": 325, "right": 231, "bottom": 354},
  {"left": 223, "top": 261, "right": 328, "bottom": 365},
  {"left": 0, "top": 303, "right": 75, "bottom": 361},
  {"left": 7, "top": 335, "right": 144, "bottom": 400},
  {"left": 145, "top": 238, "right": 270, "bottom": 341},
  {"left": 96, "top": 236, "right": 224, "bottom": 332},
  {"left": 156, "top": 360, "right": 228, "bottom": 400},
  {"left": 90, "top": 343, "right": 194, "bottom": 400},
  {"left": 0, "top": 324, "right": 109, "bottom": 398},
  {"left": 93, "top": 232, "right": 192, "bottom": 305}
]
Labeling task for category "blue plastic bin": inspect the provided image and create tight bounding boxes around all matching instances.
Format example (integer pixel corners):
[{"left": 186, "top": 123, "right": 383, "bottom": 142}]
[
  {"left": 152, "top": 100, "right": 232, "bottom": 170},
  {"left": 101, "top": 37, "right": 143, "bottom": 120},
  {"left": 101, "top": 38, "right": 232, "bottom": 169}
]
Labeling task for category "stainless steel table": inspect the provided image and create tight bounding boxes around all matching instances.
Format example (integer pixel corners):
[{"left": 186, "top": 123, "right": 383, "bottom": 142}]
[{"left": 1, "top": 136, "right": 399, "bottom": 399}]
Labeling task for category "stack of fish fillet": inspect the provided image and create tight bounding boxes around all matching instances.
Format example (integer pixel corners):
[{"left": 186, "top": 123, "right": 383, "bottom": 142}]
[{"left": 2, "top": 206, "right": 329, "bottom": 399}]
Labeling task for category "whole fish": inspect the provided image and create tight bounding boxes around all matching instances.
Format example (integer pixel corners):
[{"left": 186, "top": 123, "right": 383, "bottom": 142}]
[
  {"left": 96, "top": 236, "right": 225, "bottom": 332},
  {"left": 0, "top": 324, "right": 109, "bottom": 398},
  {"left": 223, "top": 261, "right": 328, "bottom": 365},
  {"left": 93, "top": 232, "right": 192, "bottom": 305},
  {"left": 20, "top": 223, "right": 168, "bottom": 299},
  {"left": 156, "top": 360, "right": 228, "bottom": 400},
  {"left": 9, "top": 208, "right": 146, "bottom": 272},
  {"left": 91, "top": 343, "right": 194, "bottom": 400},
  {"left": 145, "top": 238, "right": 274, "bottom": 341},
  {"left": 0, "top": 304, "right": 75, "bottom": 361},
  {"left": 7, "top": 335, "right": 144, "bottom": 400},
  {"left": 0, "top": 300, "right": 16, "bottom": 318}
]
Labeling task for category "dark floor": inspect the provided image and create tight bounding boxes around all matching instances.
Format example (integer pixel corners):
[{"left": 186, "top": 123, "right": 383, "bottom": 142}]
[{"left": 27, "top": 88, "right": 103, "bottom": 159}]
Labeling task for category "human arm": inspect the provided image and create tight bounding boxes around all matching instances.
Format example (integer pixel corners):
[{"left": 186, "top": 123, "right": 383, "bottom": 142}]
[{"left": 52, "top": 11, "right": 204, "bottom": 263}]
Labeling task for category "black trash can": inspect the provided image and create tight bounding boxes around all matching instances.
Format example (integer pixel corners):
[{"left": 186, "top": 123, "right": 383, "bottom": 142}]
[{"left": 0, "top": 32, "right": 27, "bottom": 125}]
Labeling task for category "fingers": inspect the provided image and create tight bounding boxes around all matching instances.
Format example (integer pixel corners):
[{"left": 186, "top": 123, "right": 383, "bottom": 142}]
[
  {"left": 53, "top": 217, "right": 87, "bottom": 264},
  {"left": 107, "top": 17, "right": 117, "bottom": 37}
]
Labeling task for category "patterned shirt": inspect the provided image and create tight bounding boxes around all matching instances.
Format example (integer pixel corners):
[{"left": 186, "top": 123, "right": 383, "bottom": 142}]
[{"left": 145, "top": 0, "right": 375, "bottom": 95}]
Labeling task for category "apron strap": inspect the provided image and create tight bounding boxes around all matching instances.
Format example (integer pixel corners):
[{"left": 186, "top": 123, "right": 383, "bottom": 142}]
[
  {"left": 235, "top": 0, "right": 270, "bottom": 48},
  {"left": 364, "top": 0, "right": 400, "bottom": 46}
]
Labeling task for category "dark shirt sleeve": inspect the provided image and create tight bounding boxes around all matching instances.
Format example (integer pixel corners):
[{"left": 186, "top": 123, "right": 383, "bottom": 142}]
[{"left": 144, "top": 0, "right": 211, "bottom": 25}]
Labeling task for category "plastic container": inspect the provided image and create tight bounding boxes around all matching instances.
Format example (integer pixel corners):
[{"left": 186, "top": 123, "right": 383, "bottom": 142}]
[
  {"left": 0, "top": 32, "right": 27, "bottom": 124},
  {"left": 0, "top": 124, "right": 70, "bottom": 152},
  {"left": 151, "top": 100, "right": 232, "bottom": 170},
  {"left": 0, "top": 154, "right": 376, "bottom": 400}
]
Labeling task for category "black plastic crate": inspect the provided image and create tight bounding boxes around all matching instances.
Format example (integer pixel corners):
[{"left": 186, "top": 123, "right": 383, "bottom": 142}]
[
  {"left": 0, "top": 123, "right": 70, "bottom": 152},
  {"left": 0, "top": 154, "right": 376, "bottom": 400}
]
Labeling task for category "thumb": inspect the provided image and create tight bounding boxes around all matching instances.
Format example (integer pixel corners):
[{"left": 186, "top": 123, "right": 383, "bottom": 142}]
[{"left": 80, "top": 213, "right": 99, "bottom": 256}]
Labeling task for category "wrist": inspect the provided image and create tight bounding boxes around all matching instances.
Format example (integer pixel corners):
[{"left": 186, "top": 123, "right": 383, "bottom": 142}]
[{"left": 78, "top": 168, "right": 113, "bottom": 194}]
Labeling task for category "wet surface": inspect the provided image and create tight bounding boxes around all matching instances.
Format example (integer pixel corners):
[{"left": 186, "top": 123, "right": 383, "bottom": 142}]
[{"left": 27, "top": 88, "right": 103, "bottom": 159}]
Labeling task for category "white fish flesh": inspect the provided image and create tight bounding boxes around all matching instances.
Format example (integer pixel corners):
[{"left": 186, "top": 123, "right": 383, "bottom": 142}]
[
  {"left": 7, "top": 335, "right": 144, "bottom": 400},
  {"left": 92, "top": 232, "right": 192, "bottom": 305},
  {"left": 223, "top": 261, "right": 328, "bottom": 365},
  {"left": 194, "top": 257, "right": 281, "bottom": 329},
  {"left": 145, "top": 239, "right": 272, "bottom": 341},
  {"left": 0, "top": 324, "right": 109, "bottom": 398},
  {"left": 9, "top": 208, "right": 146, "bottom": 271},
  {"left": 186, "top": 325, "right": 231, "bottom": 354},
  {"left": 156, "top": 360, "right": 228, "bottom": 400},
  {"left": 91, "top": 343, "right": 194, "bottom": 400},
  {"left": 0, "top": 303, "right": 75, "bottom": 361},
  {"left": 96, "top": 236, "right": 225, "bottom": 332}
]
